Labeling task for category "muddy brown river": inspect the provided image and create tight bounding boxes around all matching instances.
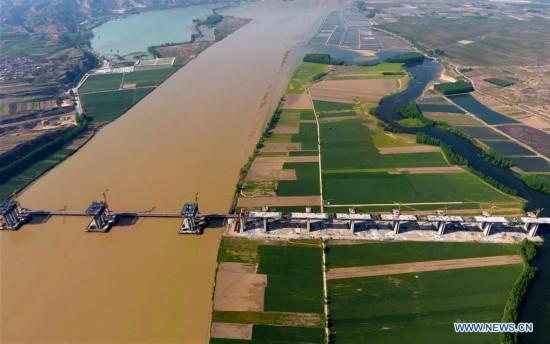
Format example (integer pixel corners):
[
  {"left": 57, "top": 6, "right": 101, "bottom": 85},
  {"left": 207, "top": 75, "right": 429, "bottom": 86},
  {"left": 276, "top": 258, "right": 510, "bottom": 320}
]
[{"left": 1, "top": 1, "right": 344, "bottom": 342}]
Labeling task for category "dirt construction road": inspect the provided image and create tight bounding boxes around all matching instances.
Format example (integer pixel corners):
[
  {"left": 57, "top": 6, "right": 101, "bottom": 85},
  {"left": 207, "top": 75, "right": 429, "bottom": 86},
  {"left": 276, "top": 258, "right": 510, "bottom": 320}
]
[{"left": 327, "top": 255, "right": 522, "bottom": 280}]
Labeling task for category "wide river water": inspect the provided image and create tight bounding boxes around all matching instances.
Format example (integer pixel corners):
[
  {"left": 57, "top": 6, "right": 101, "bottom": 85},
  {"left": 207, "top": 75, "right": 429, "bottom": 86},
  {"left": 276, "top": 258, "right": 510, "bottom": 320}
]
[{"left": 0, "top": 1, "right": 345, "bottom": 342}]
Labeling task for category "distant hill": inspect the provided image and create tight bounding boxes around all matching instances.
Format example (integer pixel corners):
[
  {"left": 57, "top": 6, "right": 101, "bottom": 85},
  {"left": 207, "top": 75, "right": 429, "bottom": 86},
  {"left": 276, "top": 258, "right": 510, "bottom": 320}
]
[{"left": 0, "top": 0, "right": 231, "bottom": 34}]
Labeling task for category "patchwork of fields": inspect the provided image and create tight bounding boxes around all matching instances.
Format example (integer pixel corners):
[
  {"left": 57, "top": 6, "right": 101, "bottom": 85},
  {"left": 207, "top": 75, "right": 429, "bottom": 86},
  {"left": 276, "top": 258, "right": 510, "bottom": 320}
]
[
  {"left": 237, "top": 61, "right": 523, "bottom": 213},
  {"left": 210, "top": 238, "right": 326, "bottom": 343},
  {"left": 326, "top": 241, "right": 523, "bottom": 344},
  {"left": 79, "top": 67, "right": 178, "bottom": 123},
  {"left": 209, "top": 238, "right": 524, "bottom": 343}
]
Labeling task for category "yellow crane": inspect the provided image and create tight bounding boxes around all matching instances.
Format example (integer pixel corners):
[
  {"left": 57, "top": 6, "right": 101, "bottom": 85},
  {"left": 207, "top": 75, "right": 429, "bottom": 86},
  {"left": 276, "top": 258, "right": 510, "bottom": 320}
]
[{"left": 526, "top": 208, "right": 544, "bottom": 218}]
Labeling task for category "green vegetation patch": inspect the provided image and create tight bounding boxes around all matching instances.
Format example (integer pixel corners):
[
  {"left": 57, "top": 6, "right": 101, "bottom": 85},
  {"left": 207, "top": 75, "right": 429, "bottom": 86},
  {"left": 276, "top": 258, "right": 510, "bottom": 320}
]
[
  {"left": 356, "top": 63, "right": 403, "bottom": 73},
  {"left": 330, "top": 74, "right": 403, "bottom": 81},
  {"left": 277, "top": 163, "right": 320, "bottom": 196},
  {"left": 397, "top": 117, "right": 425, "bottom": 127},
  {"left": 278, "top": 111, "right": 301, "bottom": 127},
  {"left": 212, "top": 311, "right": 324, "bottom": 328},
  {"left": 485, "top": 78, "right": 515, "bottom": 87},
  {"left": 287, "top": 63, "right": 329, "bottom": 94},
  {"left": 434, "top": 81, "right": 474, "bottom": 95},
  {"left": 318, "top": 110, "right": 356, "bottom": 119},
  {"left": 322, "top": 171, "right": 516, "bottom": 205},
  {"left": 258, "top": 245, "right": 324, "bottom": 314},
  {"left": 327, "top": 241, "right": 520, "bottom": 268},
  {"left": 320, "top": 119, "right": 447, "bottom": 169},
  {"left": 122, "top": 67, "right": 177, "bottom": 87},
  {"left": 289, "top": 151, "right": 318, "bottom": 157},
  {"left": 211, "top": 325, "right": 325, "bottom": 344},
  {"left": 328, "top": 265, "right": 522, "bottom": 343},
  {"left": 81, "top": 88, "right": 153, "bottom": 123},
  {"left": 79, "top": 73, "right": 123, "bottom": 93},
  {"left": 217, "top": 237, "right": 261, "bottom": 264},
  {"left": 291, "top": 122, "right": 318, "bottom": 151},
  {"left": 300, "top": 109, "right": 316, "bottom": 120},
  {"left": 313, "top": 100, "right": 355, "bottom": 112}
]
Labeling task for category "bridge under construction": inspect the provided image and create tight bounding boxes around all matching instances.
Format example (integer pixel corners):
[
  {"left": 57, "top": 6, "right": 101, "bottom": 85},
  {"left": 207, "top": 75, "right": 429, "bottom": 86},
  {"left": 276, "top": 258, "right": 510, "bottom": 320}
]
[{"left": 1, "top": 195, "right": 548, "bottom": 239}]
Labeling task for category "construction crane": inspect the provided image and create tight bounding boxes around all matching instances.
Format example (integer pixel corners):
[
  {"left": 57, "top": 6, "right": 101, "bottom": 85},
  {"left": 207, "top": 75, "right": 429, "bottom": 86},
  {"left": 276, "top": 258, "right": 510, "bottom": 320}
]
[
  {"left": 481, "top": 205, "right": 497, "bottom": 217},
  {"left": 526, "top": 208, "right": 544, "bottom": 218},
  {"left": 436, "top": 206, "right": 451, "bottom": 216},
  {"left": 102, "top": 189, "right": 110, "bottom": 213},
  {"left": 12, "top": 191, "right": 21, "bottom": 207}
]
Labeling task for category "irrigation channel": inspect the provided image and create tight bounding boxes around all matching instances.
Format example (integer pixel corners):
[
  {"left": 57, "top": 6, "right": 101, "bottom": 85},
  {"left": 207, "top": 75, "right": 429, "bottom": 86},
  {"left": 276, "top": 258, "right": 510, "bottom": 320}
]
[{"left": 373, "top": 57, "right": 550, "bottom": 341}]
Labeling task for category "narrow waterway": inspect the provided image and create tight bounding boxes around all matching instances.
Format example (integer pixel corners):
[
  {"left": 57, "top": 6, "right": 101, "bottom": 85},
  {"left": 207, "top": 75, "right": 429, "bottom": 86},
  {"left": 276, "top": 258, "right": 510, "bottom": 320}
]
[{"left": 0, "top": 1, "right": 344, "bottom": 342}]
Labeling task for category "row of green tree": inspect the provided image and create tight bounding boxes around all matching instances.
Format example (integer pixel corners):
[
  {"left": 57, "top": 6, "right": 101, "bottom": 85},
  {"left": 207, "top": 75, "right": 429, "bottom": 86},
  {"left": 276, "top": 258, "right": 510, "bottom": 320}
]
[
  {"left": 193, "top": 14, "right": 223, "bottom": 26},
  {"left": 0, "top": 116, "right": 88, "bottom": 185},
  {"left": 478, "top": 148, "right": 513, "bottom": 168},
  {"left": 467, "top": 168, "right": 518, "bottom": 195},
  {"left": 385, "top": 52, "right": 424, "bottom": 64},
  {"left": 415, "top": 132, "right": 468, "bottom": 165},
  {"left": 501, "top": 239, "right": 538, "bottom": 344},
  {"left": 434, "top": 81, "right": 474, "bottom": 95},
  {"left": 303, "top": 54, "right": 344, "bottom": 65},
  {"left": 377, "top": 121, "right": 401, "bottom": 133},
  {"left": 522, "top": 174, "right": 550, "bottom": 194}
]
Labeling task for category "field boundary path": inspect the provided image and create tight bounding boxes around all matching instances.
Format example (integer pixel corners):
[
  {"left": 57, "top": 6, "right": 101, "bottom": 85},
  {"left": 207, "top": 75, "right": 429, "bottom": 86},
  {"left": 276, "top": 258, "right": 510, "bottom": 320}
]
[
  {"left": 308, "top": 89, "right": 324, "bottom": 211},
  {"left": 327, "top": 255, "right": 522, "bottom": 280}
]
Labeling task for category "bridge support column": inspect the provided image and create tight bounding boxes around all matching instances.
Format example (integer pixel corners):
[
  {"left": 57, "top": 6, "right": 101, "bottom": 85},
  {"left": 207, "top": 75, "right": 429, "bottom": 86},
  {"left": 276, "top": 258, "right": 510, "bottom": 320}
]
[
  {"left": 527, "top": 223, "right": 540, "bottom": 237},
  {"left": 263, "top": 218, "right": 268, "bottom": 233},
  {"left": 349, "top": 220, "right": 355, "bottom": 232},
  {"left": 306, "top": 219, "right": 311, "bottom": 232},
  {"left": 437, "top": 221, "right": 446, "bottom": 235},
  {"left": 479, "top": 222, "right": 494, "bottom": 236},
  {"left": 392, "top": 220, "right": 401, "bottom": 234}
]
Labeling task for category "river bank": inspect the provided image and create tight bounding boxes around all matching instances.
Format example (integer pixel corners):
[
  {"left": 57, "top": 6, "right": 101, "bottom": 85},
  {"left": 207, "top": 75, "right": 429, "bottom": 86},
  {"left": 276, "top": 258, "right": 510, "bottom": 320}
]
[{"left": 1, "top": 1, "right": 343, "bottom": 342}]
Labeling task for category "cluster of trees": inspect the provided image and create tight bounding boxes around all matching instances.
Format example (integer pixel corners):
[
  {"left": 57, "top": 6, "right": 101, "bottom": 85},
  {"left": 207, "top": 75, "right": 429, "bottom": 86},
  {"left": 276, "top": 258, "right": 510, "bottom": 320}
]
[
  {"left": 485, "top": 78, "right": 515, "bottom": 87},
  {"left": 303, "top": 54, "right": 344, "bottom": 65},
  {"left": 522, "top": 174, "right": 550, "bottom": 194},
  {"left": 377, "top": 121, "right": 401, "bottom": 133},
  {"left": 0, "top": 116, "right": 88, "bottom": 184},
  {"left": 478, "top": 148, "right": 513, "bottom": 168},
  {"left": 434, "top": 81, "right": 474, "bottom": 95},
  {"left": 501, "top": 239, "right": 538, "bottom": 344},
  {"left": 398, "top": 101, "right": 435, "bottom": 126},
  {"left": 468, "top": 168, "right": 518, "bottom": 195},
  {"left": 415, "top": 132, "right": 468, "bottom": 165},
  {"left": 385, "top": 52, "right": 424, "bottom": 64},
  {"left": 311, "top": 72, "right": 327, "bottom": 82},
  {"left": 194, "top": 13, "right": 223, "bottom": 26}
]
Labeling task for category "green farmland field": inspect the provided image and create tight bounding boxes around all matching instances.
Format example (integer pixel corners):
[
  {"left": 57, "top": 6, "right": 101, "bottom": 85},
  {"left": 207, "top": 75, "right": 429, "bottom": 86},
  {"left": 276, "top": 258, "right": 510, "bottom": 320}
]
[
  {"left": 291, "top": 122, "right": 318, "bottom": 151},
  {"left": 79, "top": 73, "right": 123, "bottom": 94},
  {"left": 258, "top": 245, "right": 324, "bottom": 314},
  {"left": 322, "top": 171, "right": 518, "bottom": 205},
  {"left": 211, "top": 325, "right": 325, "bottom": 344},
  {"left": 122, "top": 68, "right": 177, "bottom": 87},
  {"left": 320, "top": 120, "right": 447, "bottom": 169},
  {"left": 313, "top": 100, "right": 355, "bottom": 112},
  {"left": 328, "top": 265, "right": 522, "bottom": 343},
  {"left": 277, "top": 163, "right": 320, "bottom": 197},
  {"left": 80, "top": 88, "right": 152, "bottom": 123},
  {"left": 327, "top": 241, "right": 520, "bottom": 268}
]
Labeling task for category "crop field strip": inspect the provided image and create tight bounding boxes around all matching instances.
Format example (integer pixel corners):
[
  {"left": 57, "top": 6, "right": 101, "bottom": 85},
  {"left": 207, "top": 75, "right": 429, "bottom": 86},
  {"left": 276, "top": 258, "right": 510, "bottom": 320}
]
[
  {"left": 326, "top": 241, "right": 523, "bottom": 343},
  {"left": 77, "top": 68, "right": 180, "bottom": 123},
  {"left": 211, "top": 238, "right": 326, "bottom": 343}
]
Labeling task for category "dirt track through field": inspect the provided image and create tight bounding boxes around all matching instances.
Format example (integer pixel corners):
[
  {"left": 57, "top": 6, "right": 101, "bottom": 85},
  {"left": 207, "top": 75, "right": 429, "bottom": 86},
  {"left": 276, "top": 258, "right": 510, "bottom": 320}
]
[
  {"left": 378, "top": 146, "right": 440, "bottom": 154},
  {"left": 389, "top": 166, "right": 464, "bottom": 174},
  {"left": 237, "top": 196, "right": 321, "bottom": 207},
  {"left": 327, "top": 255, "right": 522, "bottom": 280}
]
